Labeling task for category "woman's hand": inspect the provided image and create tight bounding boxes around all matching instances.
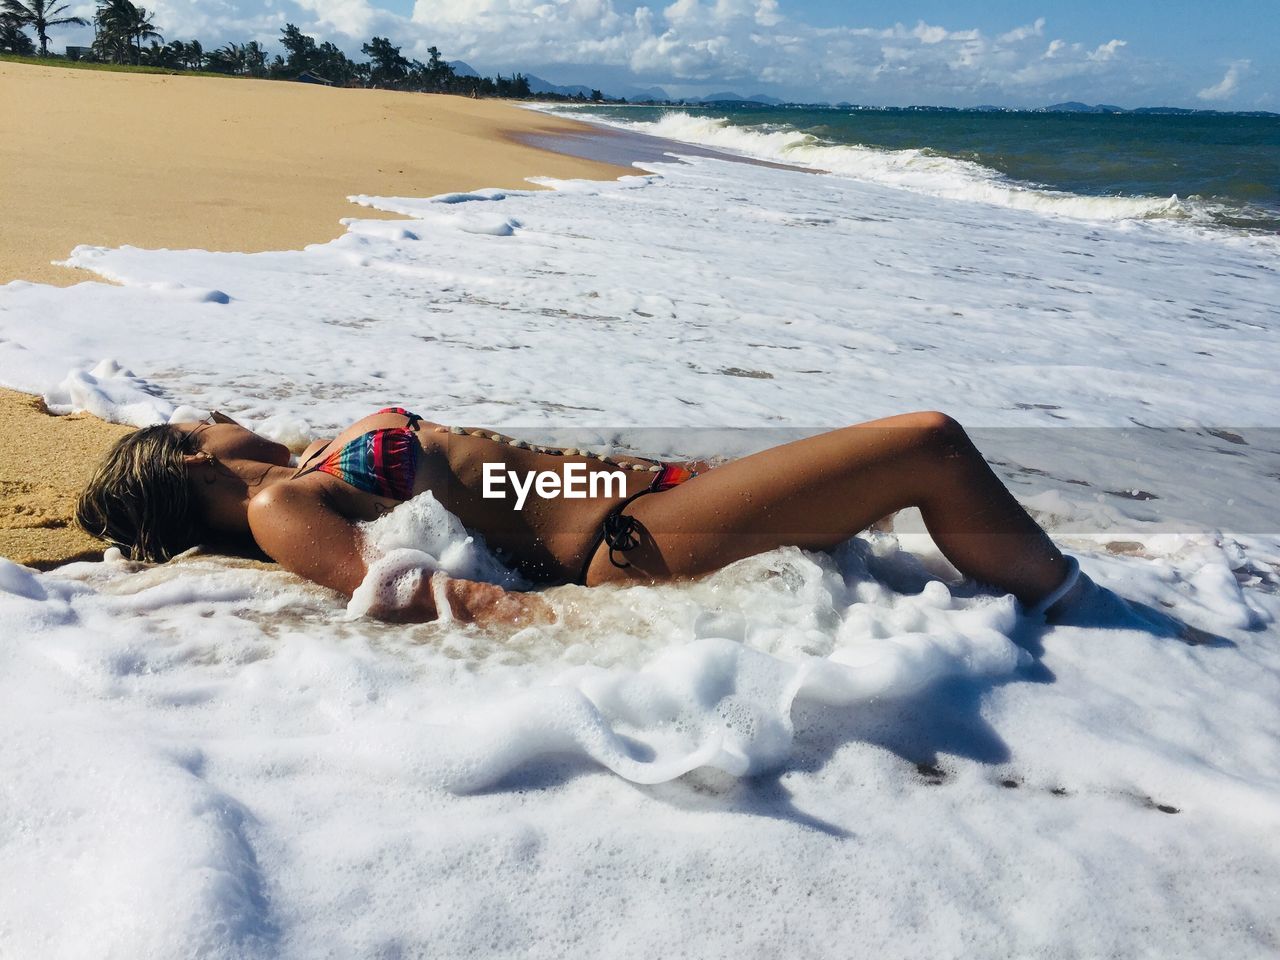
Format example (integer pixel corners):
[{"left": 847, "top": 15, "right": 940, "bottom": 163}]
[{"left": 437, "top": 575, "right": 557, "bottom": 627}]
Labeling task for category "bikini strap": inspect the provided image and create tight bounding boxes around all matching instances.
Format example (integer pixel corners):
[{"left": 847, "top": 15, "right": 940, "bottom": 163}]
[
  {"left": 377, "top": 406, "right": 424, "bottom": 429},
  {"left": 600, "top": 464, "right": 702, "bottom": 569},
  {"left": 600, "top": 491, "right": 649, "bottom": 568}
]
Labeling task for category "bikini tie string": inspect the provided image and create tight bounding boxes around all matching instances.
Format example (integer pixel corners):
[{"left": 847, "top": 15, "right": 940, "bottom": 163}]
[{"left": 601, "top": 490, "right": 655, "bottom": 569}]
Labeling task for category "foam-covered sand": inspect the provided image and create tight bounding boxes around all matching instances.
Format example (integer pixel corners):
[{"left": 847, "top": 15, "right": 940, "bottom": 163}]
[
  {"left": 0, "top": 60, "right": 631, "bottom": 286},
  {"left": 2, "top": 113, "right": 1279, "bottom": 956}
]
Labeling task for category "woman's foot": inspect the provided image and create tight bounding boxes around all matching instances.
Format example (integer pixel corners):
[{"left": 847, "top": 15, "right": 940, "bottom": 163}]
[
  {"left": 1028, "top": 555, "right": 1225, "bottom": 645},
  {"left": 1042, "top": 567, "right": 1170, "bottom": 634}
]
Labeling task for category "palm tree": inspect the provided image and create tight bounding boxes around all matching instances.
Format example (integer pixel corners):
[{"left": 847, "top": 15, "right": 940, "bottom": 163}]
[
  {"left": 93, "top": 0, "right": 129, "bottom": 62},
  {"left": 162, "top": 38, "right": 185, "bottom": 66},
  {"left": 242, "top": 39, "right": 266, "bottom": 77},
  {"left": 93, "top": 0, "right": 159, "bottom": 64},
  {"left": 138, "top": 37, "right": 182, "bottom": 67},
  {"left": 1, "top": 0, "right": 88, "bottom": 57},
  {"left": 125, "top": 2, "right": 159, "bottom": 63},
  {"left": 207, "top": 41, "right": 243, "bottom": 74},
  {"left": 0, "top": 12, "right": 35, "bottom": 54}
]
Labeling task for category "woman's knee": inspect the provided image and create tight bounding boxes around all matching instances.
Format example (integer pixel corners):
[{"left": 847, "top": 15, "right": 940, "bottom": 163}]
[
  {"left": 889, "top": 411, "right": 971, "bottom": 455},
  {"left": 905, "top": 410, "right": 965, "bottom": 437}
]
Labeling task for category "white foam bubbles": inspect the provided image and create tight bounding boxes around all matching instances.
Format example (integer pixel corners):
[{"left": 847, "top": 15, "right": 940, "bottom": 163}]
[
  {"left": 347, "top": 548, "right": 434, "bottom": 619},
  {"left": 346, "top": 493, "right": 529, "bottom": 619},
  {"left": 360, "top": 492, "right": 527, "bottom": 586},
  {"left": 43, "top": 358, "right": 173, "bottom": 426},
  {"left": 0, "top": 556, "right": 47, "bottom": 600},
  {"left": 353, "top": 533, "right": 1032, "bottom": 790}
]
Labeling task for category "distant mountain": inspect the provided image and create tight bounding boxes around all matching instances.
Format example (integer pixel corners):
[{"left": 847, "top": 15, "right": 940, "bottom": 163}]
[
  {"left": 1040, "top": 101, "right": 1278, "bottom": 117},
  {"left": 447, "top": 62, "right": 600, "bottom": 98},
  {"left": 1042, "top": 101, "right": 1126, "bottom": 113},
  {"left": 453, "top": 66, "right": 670, "bottom": 102},
  {"left": 691, "top": 92, "right": 784, "bottom": 105},
  {"left": 523, "top": 73, "right": 597, "bottom": 98},
  {"left": 447, "top": 60, "right": 479, "bottom": 78},
  {"left": 619, "top": 85, "right": 671, "bottom": 103}
]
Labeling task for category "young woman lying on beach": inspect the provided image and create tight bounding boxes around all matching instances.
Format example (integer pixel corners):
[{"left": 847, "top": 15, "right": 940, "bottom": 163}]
[{"left": 76, "top": 407, "right": 1095, "bottom": 626}]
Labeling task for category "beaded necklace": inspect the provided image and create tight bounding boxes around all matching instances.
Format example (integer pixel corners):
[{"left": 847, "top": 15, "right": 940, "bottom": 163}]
[{"left": 431, "top": 424, "right": 665, "bottom": 473}]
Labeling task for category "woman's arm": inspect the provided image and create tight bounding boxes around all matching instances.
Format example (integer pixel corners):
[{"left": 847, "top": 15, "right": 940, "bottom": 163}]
[{"left": 247, "top": 485, "right": 553, "bottom": 625}]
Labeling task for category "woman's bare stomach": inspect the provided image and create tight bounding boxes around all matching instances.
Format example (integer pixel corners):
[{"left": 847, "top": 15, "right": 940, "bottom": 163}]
[{"left": 413, "top": 429, "right": 656, "bottom": 584}]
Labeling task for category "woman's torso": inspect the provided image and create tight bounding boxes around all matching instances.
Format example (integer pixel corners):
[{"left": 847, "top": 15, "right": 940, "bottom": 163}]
[{"left": 283, "top": 410, "right": 657, "bottom": 583}]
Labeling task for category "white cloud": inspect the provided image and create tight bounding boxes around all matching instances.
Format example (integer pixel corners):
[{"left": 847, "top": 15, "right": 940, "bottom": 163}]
[
  {"left": 53, "top": 2, "right": 1163, "bottom": 105},
  {"left": 1197, "top": 60, "right": 1249, "bottom": 101},
  {"left": 1087, "top": 39, "right": 1126, "bottom": 62},
  {"left": 395, "top": 6, "right": 1137, "bottom": 101},
  {"left": 292, "top": 0, "right": 380, "bottom": 38},
  {"left": 911, "top": 21, "right": 949, "bottom": 45},
  {"left": 998, "top": 17, "right": 1045, "bottom": 44}
]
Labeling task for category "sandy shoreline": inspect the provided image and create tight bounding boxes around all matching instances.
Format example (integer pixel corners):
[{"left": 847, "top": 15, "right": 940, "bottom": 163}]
[
  {"left": 1, "top": 61, "right": 637, "bottom": 567},
  {"left": 0, "top": 60, "right": 634, "bottom": 287}
]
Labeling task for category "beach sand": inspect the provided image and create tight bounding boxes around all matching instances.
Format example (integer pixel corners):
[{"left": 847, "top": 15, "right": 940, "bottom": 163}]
[
  {"left": 0, "top": 60, "right": 633, "bottom": 288},
  {"left": 0, "top": 389, "right": 132, "bottom": 568},
  {"left": 1, "top": 60, "right": 634, "bottom": 567}
]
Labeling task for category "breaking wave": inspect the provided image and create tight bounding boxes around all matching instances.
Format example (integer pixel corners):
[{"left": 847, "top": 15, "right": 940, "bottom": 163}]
[{"left": 561, "top": 109, "right": 1221, "bottom": 223}]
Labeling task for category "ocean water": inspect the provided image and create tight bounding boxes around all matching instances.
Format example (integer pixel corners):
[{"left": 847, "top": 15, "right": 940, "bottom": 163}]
[
  {"left": 1, "top": 140, "right": 1279, "bottom": 958},
  {"left": 553, "top": 103, "right": 1280, "bottom": 232}
]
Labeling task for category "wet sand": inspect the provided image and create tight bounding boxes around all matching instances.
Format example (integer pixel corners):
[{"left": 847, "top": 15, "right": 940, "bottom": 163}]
[
  {"left": 0, "top": 389, "right": 132, "bottom": 568},
  {"left": 513, "top": 113, "right": 820, "bottom": 173}
]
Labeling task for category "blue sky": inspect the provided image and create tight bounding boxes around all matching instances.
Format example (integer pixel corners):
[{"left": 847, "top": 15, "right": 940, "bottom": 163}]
[{"left": 57, "top": 1, "right": 1277, "bottom": 108}]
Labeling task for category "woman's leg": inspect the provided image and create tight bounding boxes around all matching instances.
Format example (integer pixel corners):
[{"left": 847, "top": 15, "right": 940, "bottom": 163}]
[{"left": 584, "top": 411, "right": 1069, "bottom": 606}]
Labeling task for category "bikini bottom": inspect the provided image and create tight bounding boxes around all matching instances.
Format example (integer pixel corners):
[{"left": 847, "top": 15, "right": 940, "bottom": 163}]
[{"left": 576, "top": 463, "right": 699, "bottom": 585}]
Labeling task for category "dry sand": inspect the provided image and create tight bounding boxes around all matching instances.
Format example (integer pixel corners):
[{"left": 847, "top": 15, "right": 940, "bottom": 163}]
[
  {"left": 1, "top": 60, "right": 632, "bottom": 287},
  {"left": 1, "top": 60, "right": 634, "bottom": 566}
]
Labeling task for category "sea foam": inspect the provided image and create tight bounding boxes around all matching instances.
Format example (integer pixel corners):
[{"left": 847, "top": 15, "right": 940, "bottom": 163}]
[{"left": 1, "top": 146, "right": 1279, "bottom": 957}]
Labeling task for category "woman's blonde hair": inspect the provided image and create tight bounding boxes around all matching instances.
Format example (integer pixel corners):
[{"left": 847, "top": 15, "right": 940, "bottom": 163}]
[{"left": 76, "top": 425, "right": 203, "bottom": 562}]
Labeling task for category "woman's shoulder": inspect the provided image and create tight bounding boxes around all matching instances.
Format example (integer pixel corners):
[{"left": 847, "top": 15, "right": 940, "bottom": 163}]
[{"left": 249, "top": 479, "right": 323, "bottom": 517}]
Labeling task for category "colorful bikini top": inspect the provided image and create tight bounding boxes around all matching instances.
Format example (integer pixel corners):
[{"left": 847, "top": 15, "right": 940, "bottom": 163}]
[
  {"left": 294, "top": 407, "right": 695, "bottom": 502},
  {"left": 293, "top": 407, "right": 422, "bottom": 500}
]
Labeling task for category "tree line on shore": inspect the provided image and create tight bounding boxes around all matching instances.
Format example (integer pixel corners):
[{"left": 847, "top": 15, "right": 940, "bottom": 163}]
[{"left": 1, "top": 0, "right": 611, "bottom": 101}]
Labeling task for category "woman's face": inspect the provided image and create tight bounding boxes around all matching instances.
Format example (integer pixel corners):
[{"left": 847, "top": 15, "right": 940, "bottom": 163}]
[{"left": 175, "top": 418, "right": 293, "bottom": 467}]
